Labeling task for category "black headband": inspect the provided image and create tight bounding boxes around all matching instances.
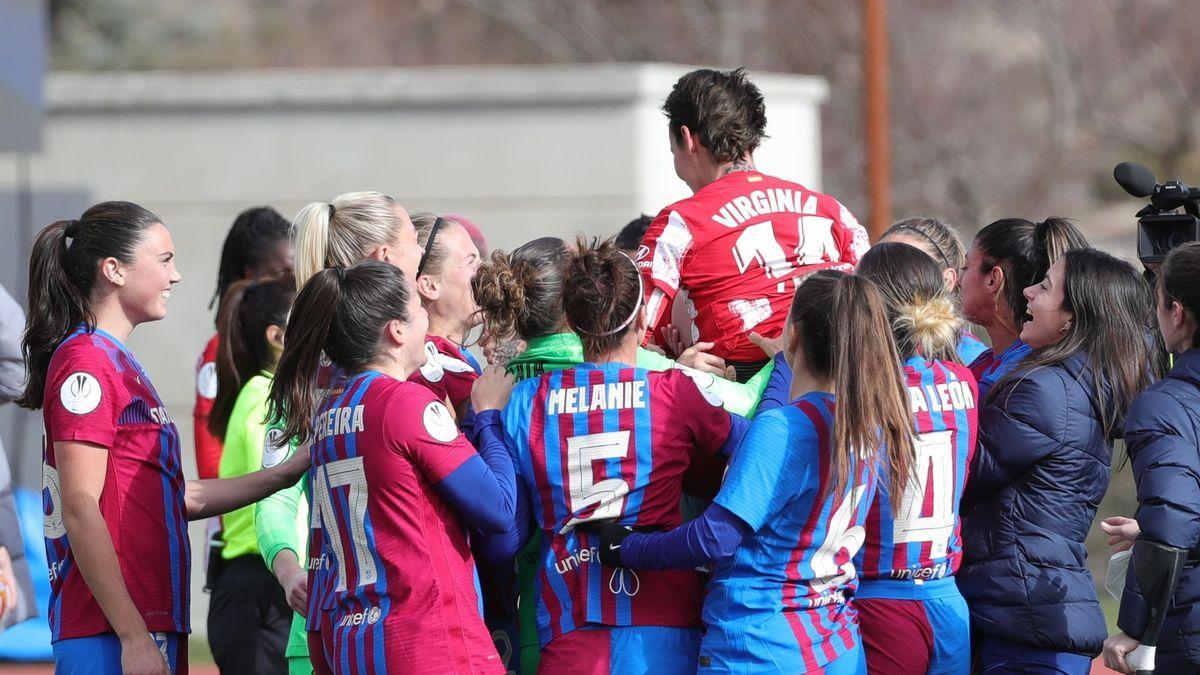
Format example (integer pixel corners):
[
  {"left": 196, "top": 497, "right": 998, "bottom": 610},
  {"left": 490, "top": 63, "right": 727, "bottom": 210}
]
[
  {"left": 892, "top": 225, "right": 953, "bottom": 270},
  {"left": 417, "top": 217, "right": 445, "bottom": 278}
]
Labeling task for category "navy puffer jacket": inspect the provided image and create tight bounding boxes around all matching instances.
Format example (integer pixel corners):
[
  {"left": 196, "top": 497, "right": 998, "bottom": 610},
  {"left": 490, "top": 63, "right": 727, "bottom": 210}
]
[
  {"left": 1118, "top": 349, "right": 1200, "bottom": 665},
  {"left": 958, "top": 351, "right": 1112, "bottom": 656}
]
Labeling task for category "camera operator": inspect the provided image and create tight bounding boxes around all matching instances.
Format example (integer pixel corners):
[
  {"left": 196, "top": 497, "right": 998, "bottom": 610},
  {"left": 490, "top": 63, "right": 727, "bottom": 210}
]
[{"left": 1102, "top": 241, "right": 1200, "bottom": 674}]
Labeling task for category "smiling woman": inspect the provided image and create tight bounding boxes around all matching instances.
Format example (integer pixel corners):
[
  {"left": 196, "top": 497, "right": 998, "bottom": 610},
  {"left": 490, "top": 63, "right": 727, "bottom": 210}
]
[{"left": 16, "top": 203, "right": 310, "bottom": 675}]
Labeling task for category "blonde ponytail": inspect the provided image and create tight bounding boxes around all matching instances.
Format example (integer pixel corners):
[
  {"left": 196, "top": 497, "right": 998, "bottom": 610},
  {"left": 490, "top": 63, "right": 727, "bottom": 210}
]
[
  {"left": 291, "top": 191, "right": 404, "bottom": 287},
  {"left": 894, "top": 295, "right": 961, "bottom": 364}
]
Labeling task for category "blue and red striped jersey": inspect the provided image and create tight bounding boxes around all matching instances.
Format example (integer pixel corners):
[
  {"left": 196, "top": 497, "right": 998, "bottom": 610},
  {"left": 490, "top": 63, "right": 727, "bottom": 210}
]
[
  {"left": 970, "top": 340, "right": 1032, "bottom": 400},
  {"left": 500, "top": 363, "right": 735, "bottom": 647},
  {"left": 701, "top": 392, "right": 877, "bottom": 673},
  {"left": 305, "top": 370, "right": 502, "bottom": 674},
  {"left": 42, "top": 326, "right": 190, "bottom": 640},
  {"left": 857, "top": 357, "right": 978, "bottom": 588}
]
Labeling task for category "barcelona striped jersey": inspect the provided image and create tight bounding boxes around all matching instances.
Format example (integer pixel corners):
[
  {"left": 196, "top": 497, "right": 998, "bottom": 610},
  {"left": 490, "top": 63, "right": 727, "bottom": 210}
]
[
  {"left": 702, "top": 392, "right": 877, "bottom": 673},
  {"left": 41, "top": 326, "right": 189, "bottom": 640},
  {"left": 857, "top": 357, "right": 979, "bottom": 589},
  {"left": 500, "top": 363, "right": 736, "bottom": 648},
  {"left": 305, "top": 370, "right": 501, "bottom": 674}
]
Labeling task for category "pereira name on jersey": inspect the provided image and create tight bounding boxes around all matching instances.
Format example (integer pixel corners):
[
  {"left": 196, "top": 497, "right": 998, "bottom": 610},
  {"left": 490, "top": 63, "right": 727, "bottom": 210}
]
[
  {"left": 42, "top": 326, "right": 190, "bottom": 640},
  {"left": 858, "top": 359, "right": 979, "bottom": 587},
  {"left": 638, "top": 171, "right": 869, "bottom": 362},
  {"left": 305, "top": 371, "right": 499, "bottom": 674},
  {"left": 501, "top": 365, "right": 734, "bottom": 647}
]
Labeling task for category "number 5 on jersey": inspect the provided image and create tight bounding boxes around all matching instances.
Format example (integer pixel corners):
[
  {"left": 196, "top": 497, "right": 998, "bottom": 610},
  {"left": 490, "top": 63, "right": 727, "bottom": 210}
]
[{"left": 560, "top": 431, "right": 632, "bottom": 534}]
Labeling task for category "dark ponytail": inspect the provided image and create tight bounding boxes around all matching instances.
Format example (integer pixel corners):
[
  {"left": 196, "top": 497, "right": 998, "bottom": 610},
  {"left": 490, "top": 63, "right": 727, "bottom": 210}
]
[
  {"left": 974, "top": 216, "right": 1088, "bottom": 335},
  {"left": 208, "top": 276, "right": 296, "bottom": 440},
  {"left": 789, "top": 271, "right": 916, "bottom": 512},
  {"left": 267, "top": 261, "right": 413, "bottom": 445},
  {"left": 210, "top": 206, "right": 291, "bottom": 319},
  {"left": 1160, "top": 242, "right": 1200, "bottom": 350},
  {"left": 561, "top": 236, "right": 643, "bottom": 359},
  {"left": 19, "top": 202, "right": 161, "bottom": 410}
]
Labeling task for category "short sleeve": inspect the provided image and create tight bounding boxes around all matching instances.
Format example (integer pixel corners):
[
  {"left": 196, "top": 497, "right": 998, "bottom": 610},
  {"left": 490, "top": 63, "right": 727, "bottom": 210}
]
[
  {"left": 715, "top": 410, "right": 814, "bottom": 531},
  {"left": 45, "top": 347, "right": 124, "bottom": 449},
  {"left": 668, "top": 370, "right": 733, "bottom": 455},
  {"left": 385, "top": 386, "right": 478, "bottom": 484}
]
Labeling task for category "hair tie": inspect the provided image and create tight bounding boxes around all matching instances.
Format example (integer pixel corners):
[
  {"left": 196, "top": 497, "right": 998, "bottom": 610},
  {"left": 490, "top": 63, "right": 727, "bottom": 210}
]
[
  {"left": 328, "top": 203, "right": 337, "bottom": 220},
  {"left": 333, "top": 266, "right": 346, "bottom": 282}
]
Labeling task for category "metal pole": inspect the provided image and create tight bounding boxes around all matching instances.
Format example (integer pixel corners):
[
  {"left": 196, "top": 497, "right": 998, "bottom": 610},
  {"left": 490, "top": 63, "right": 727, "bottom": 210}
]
[{"left": 863, "top": 0, "right": 891, "bottom": 241}]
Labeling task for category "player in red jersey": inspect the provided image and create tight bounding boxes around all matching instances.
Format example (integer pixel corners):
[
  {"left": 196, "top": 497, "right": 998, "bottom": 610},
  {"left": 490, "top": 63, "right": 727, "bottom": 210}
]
[
  {"left": 408, "top": 214, "right": 484, "bottom": 418},
  {"left": 637, "top": 68, "right": 869, "bottom": 380},
  {"left": 195, "top": 207, "right": 293, "bottom": 480},
  {"left": 482, "top": 238, "right": 751, "bottom": 674},
  {"left": 268, "top": 261, "right": 517, "bottom": 675},
  {"left": 18, "top": 203, "right": 308, "bottom": 675}
]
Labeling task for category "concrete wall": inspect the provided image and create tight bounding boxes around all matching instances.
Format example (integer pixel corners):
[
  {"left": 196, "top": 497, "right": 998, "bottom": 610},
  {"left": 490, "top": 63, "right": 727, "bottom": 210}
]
[{"left": 0, "top": 63, "right": 827, "bottom": 635}]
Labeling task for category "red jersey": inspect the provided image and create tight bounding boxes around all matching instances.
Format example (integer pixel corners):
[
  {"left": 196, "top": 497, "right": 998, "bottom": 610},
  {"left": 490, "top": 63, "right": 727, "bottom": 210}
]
[
  {"left": 307, "top": 370, "right": 502, "bottom": 674},
  {"left": 42, "top": 326, "right": 190, "bottom": 640},
  {"left": 500, "top": 364, "right": 737, "bottom": 647},
  {"left": 407, "top": 335, "right": 481, "bottom": 413},
  {"left": 193, "top": 333, "right": 221, "bottom": 479},
  {"left": 637, "top": 171, "right": 868, "bottom": 362}
]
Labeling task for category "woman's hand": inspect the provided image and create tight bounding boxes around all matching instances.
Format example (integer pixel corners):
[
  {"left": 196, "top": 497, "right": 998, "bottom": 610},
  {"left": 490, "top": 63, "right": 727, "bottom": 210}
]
[
  {"left": 677, "top": 342, "right": 734, "bottom": 380},
  {"left": 1101, "top": 632, "right": 1139, "bottom": 674},
  {"left": 472, "top": 366, "right": 515, "bottom": 412},
  {"left": 748, "top": 331, "right": 786, "bottom": 360},
  {"left": 120, "top": 633, "right": 169, "bottom": 675},
  {"left": 1100, "top": 516, "right": 1140, "bottom": 552}
]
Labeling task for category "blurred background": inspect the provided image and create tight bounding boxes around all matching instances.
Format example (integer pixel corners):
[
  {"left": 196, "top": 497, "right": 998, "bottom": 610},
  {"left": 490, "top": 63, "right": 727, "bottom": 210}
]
[{"left": 2, "top": 0, "right": 1197, "bottom": 668}]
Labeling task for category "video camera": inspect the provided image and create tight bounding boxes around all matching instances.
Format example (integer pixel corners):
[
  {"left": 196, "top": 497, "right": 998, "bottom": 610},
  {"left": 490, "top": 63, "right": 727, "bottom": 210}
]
[{"left": 1113, "top": 161, "right": 1200, "bottom": 265}]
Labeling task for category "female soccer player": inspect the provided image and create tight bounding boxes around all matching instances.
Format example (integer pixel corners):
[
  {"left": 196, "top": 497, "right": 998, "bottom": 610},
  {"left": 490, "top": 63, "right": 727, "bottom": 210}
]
[
  {"left": 485, "top": 237, "right": 751, "bottom": 674},
  {"left": 255, "top": 190, "right": 424, "bottom": 674},
  {"left": 19, "top": 202, "right": 308, "bottom": 675},
  {"left": 408, "top": 213, "right": 484, "bottom": 418},
  {"left": 206, "top": 276, "right": 296, "bottom": 674},
  {"left": 878, "top": 216, "right": 987, "bottom": 363},
  {"left": 958, "top": 217, "right": 1087, "bottom": 397},
  {"left": 849, "top": 243, "right": 978, "bottom": 675},
  {"left": 1103, "top": 242, "right": 1200, "bottom": 674},
  {"left": 959, "top": 248, "right": 1155, "bottom": 672},
  {"left": 267, "top": 261, "right": 516, "bottom": 674},
  {"left": 195, "top": 207, "right": 293, "bottom": 480},
  {"left": 598, "top": 269, "right": 916, "bottom": 674}
]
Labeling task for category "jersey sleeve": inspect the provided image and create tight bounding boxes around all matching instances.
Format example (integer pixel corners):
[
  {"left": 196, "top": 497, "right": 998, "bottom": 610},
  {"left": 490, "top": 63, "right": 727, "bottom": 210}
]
[
  {"left": 45, "top": 346, "right": 125, "bottom": 449},
  {"left": 715, "top": 410, "right": 815, "bottom": 531},
  {"left": 832, "top": 198, "right": 870, "bottom": 267},
  {"left": 666, "top": 370, "right": 739, "bottom": 456},
  {"left": 384, "top": 387, "right": 478, "bottom": 483},
  {"left": 637, "top": 208, "right": 695, "bottom": 341},
  {"left": 193, "top": 338, "right": 222, "bottom": 479}
]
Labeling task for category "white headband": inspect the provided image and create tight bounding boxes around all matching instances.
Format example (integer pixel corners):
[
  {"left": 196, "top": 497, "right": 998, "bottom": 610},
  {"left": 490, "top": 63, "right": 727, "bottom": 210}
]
[{"left": 576, "top": 252, "right": 644, "bottom": 337}]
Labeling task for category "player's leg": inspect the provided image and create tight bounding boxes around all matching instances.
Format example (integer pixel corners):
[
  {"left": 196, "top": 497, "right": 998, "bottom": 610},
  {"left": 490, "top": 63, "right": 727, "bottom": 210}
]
[
  {"left": 206, "top": 556, "right": 268, "bottom": 673},
  {"left": 855, "top": 597, "right": 933, "bottom": 674},
  {"left": 256, "top": 574, "right": 292, "bottom": 675},
  {"left": 924, "top": 592, "right": 970, "bottom": 675},
  {"left": 608, "top": 626, "right": 701, "bottom": 674}
]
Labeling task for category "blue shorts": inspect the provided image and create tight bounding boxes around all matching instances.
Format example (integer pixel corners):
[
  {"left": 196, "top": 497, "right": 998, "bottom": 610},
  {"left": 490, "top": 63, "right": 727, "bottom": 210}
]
[
  {"left": 53, "top": 632, "right": 187, "bottom": 674},
  {"left": 975, "top": 635, "right": 1091, "bottom": 675},
  {"left": 538, "top": 625, "right": 700, "bottom": 674},
  {"left": 857, "top": 577, "right": 970, "bottom": 675}
]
